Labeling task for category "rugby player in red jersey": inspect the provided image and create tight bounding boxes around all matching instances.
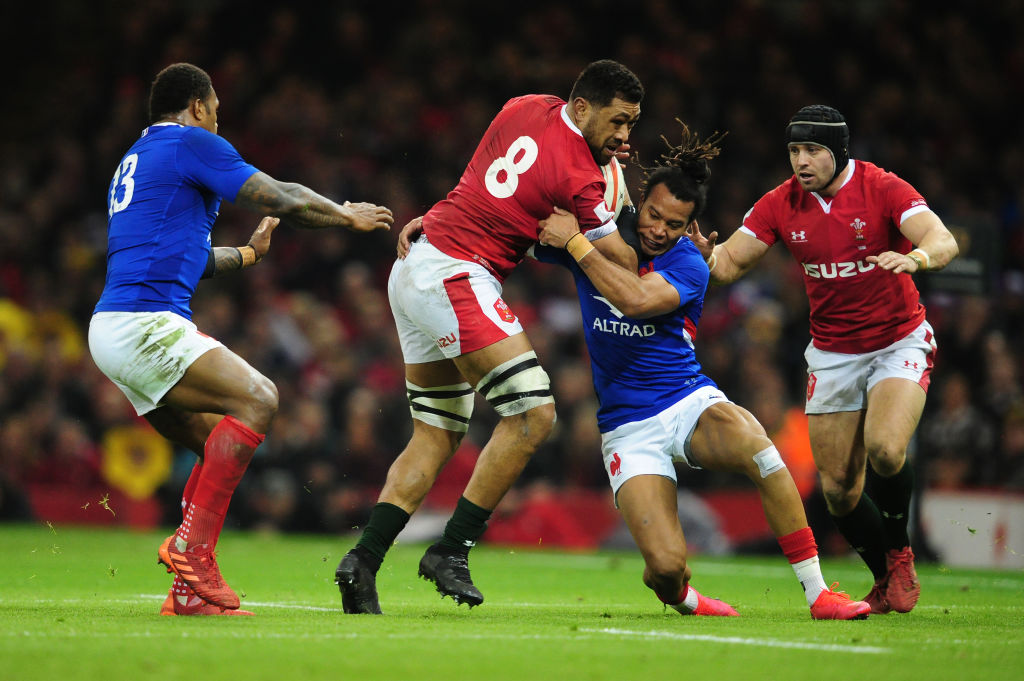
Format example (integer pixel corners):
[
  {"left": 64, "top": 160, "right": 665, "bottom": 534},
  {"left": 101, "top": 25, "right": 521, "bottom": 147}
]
[
  {"left": 690, "top": 105, "right": 959, "bottom": 614},
  {"left": 335, "top": 60, "right": 644, "bottom": 613}
]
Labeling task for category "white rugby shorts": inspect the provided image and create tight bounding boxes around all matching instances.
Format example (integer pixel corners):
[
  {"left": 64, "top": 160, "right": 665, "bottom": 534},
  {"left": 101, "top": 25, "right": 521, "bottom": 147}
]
[
  {"left": 88, "top": 311, "right": 222, "bottom": 415},
  {"left": 804, "top": 319, "right": 936, "bottom": 414},
  {"left": 600, "top": 385, "right": 731, "bottom": 504},
  {"left": 388, "top": 236, "right": 524, "bottom": 363}
]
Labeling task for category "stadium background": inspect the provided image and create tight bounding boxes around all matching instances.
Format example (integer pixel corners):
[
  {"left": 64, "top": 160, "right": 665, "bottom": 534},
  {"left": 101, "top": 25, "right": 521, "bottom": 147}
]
[{"left": 1, "top": 1, "right": 1021, "bottom": 560}]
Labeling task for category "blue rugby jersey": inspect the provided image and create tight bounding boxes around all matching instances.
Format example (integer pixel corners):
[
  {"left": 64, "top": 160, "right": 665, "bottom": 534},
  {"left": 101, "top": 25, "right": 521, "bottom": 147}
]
[
  {"left": 535, "top": 237, "right": 716, "bottom": 432},
  {"left": 95, "top": 123, "right": 258, "bottom": 319}
]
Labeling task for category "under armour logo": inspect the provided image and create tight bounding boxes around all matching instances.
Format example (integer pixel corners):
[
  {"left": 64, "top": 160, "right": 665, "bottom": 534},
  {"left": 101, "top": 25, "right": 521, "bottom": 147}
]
[
  {"left": 791, "top": 231, "right": 807, "bottom": 242},
  {"left": 610, "top": 452, "right": 622, "bottom": 476},
  {"left": 904, "top": 360, "right": 919, "bottom": 370},
  {"left": 880, "top": 511, "right": 905, "bottom": 520}
]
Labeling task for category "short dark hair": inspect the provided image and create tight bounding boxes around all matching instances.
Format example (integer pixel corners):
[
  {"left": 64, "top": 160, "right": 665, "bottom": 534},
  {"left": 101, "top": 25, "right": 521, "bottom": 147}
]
[
  {"left": 641, "top": 120, "right": 726, "bottom": 223},
  {"left": 148, "top": 63, "right": 213, "bottom": 124},
  {"left": 568, "top": 59, "right": 644, "bottom": 108}
]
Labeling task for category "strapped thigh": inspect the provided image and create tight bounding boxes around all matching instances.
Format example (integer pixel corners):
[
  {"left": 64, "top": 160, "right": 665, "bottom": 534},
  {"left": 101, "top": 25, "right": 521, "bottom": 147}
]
[
  {"left": 475, "top": 351, "right": 554, "bottom": 417},
  {"left": 406, "top": 381, "right": 475, "bottom": 433}
]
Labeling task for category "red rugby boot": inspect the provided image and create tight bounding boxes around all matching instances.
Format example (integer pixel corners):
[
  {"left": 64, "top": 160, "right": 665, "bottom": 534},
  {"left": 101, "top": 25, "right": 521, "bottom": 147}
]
[
  {"left": 158, "top": 535, "right": 240, "bottom": 610},
  {"left": 810, "top": 583, "right": 871, "bottom": 620},
  {"left": 884, "top": 547, "right": 920, "bottom": 613},
  {"left": 862, "top": 578, "right": 893, "bottom": 615},
  {"left": 676, "top": 587, "right": 739, "bottom": 616}
]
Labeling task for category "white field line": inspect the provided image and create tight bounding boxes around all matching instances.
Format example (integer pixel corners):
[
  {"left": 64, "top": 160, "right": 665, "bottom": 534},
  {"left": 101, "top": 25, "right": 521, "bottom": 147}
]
[
  {"left": 503, "top": 554, "right": 1024, "bottom": 589},
  {"left": 138, "top": 594, "right": 342, "bottom": 612},
  {"left": 582, "top": 627, "right": 890, "bottom": 654},
  {"left": 6, "top": 620, "right": 890, "bottom": 652},
  {"left": 0, "top": 626, "right": 890, "bottom": 651}
]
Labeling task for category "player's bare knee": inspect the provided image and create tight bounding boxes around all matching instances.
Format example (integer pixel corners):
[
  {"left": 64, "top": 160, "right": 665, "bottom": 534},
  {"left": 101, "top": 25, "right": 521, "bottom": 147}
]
[
  {"left": 254, "top": 375, "right": 279, "bottom": 419},
  {"left": 477, "top": 350, "right": 555, "bottom": 446},
  {"left": 235, "top": 374, "right": 277, "bottom": 431},
  {"left": 644, "top": 548, "right": 688, "bottom": 587},
  {"left": 519, "top": 401, "right": 556, "bottom": 446},
  {"left": 822, "top": 485, "right": 859, "bottom": 516},
  {"left": 866, "top": 441, "right": 905, "bottom": 477}
]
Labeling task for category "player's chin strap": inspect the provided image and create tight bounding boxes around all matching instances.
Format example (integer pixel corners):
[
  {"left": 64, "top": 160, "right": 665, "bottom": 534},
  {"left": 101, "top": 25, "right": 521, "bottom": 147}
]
[{"left": 616, "top": 205, "right": 643, "bottom": 260}]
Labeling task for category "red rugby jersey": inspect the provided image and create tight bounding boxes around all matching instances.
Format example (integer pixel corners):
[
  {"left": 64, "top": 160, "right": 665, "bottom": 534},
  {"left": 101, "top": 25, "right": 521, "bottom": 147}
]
[
  {"left": 741, "top": 160, "right": 929, "bottom": 353},
  {"left": 423, "top": 95, "right": 615, "bottom": 281}
]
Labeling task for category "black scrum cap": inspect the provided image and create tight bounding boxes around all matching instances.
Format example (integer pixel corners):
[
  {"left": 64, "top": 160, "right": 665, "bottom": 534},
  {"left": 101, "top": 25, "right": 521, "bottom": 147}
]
[{"left": 786, "top": 105, "right": 849, "bottom": 183}]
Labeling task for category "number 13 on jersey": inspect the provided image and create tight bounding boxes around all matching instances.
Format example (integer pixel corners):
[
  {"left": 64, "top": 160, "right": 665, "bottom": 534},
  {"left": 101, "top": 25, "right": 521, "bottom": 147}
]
[{"left": 109, "top": 153, "right": 139, "bottom": 216}]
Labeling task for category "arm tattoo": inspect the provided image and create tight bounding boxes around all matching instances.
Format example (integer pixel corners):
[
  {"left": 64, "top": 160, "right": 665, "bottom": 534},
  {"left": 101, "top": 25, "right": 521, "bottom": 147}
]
[
  {"left": 209, "top": 246, "right": 243, "bottom": 277},
  {"left": 235, "top": 172, "right": 285, "bottom": 211},
  {"left": 234, "top": 172, "right": 346, "bottom": 229}
]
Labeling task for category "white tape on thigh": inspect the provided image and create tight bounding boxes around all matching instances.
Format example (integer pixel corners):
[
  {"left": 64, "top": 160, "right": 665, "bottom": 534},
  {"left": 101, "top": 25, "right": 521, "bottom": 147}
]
[
  {"left": 475, "top": 351, "right": 554, "bottom": 417},
  {"left": 407, "top": 381, "right": 475, "bottom": 432},
  {"left": 753, "top": 445, "right": 787, "bottom": 478}
]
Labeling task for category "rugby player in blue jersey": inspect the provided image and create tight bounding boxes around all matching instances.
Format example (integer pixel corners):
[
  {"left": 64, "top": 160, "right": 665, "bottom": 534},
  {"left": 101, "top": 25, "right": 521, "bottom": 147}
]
[
  {"left": 89, "top": 63, "right": 392, "bottom": 616},
  {"left": 535, "top": 124, "right": 869, "bottom": 619}
]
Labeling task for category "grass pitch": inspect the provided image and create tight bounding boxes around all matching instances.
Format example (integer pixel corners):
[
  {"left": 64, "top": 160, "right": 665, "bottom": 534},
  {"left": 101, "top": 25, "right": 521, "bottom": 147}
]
[{"left": 1, "top": 523, "right": 1021, "bottom": 681}]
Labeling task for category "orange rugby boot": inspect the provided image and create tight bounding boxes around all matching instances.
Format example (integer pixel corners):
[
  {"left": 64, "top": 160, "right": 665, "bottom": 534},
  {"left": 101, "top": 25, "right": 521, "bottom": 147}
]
[{"left": 158, "top": 534, "right": 240, "bottom": 610}]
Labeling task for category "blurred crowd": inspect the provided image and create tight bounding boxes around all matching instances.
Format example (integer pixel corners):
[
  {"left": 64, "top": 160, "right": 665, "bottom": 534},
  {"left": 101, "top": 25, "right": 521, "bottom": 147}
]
[{"left": 1, "top": 1, "right": 1023, "bottom": 538}]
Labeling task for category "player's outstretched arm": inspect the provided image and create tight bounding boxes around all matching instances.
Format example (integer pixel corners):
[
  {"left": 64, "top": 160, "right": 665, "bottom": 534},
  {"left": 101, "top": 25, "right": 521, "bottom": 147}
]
[
  {"left": 696, "top": 228, "right": 769, "bottom": 285},
  {"left": 202, "top": 216, "right": 279, "bottom": 279},
  {"left": 234, "top": 172, "right": 393, "bottom": 232}
]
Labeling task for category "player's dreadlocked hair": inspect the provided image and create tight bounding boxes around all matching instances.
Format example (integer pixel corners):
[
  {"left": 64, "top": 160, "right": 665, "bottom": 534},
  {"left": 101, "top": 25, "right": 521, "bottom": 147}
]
[
  {"left": 148, "top": 63, "right": 213, "bottom": 124},
  {"left": 640, "top": 120, "right": 726, "bottom": 223}
]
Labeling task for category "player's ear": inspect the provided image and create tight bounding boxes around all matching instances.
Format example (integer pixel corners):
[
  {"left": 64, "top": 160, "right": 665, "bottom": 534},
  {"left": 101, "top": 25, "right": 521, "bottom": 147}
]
[{"left": 573, "top": 96, "right": 589, "bottom": 121}]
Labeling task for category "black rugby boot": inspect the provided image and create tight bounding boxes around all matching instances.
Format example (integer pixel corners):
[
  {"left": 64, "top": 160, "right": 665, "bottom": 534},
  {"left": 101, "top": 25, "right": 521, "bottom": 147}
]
[
  {"left": 417, "top": 542, "right": 484, "bottom": 607},
  {"left": 335, "top": 547, "right": 383, "bottom": 614}
]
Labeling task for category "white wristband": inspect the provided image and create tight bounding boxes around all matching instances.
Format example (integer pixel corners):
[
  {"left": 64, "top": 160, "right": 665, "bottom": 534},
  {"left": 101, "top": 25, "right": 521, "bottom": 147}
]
[{"left": 909, "top": 248, "right": 931, "bottom": 270}]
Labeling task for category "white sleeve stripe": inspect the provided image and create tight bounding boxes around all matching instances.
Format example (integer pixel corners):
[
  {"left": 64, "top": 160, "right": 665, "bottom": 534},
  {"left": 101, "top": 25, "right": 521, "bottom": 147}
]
[
  {"left": 900, "top": 204, "right": 931, "bottom": 224},
  {"left": 585, "top": 223, "right": 617, "bottom": 241},
  {"left": 738, "top": 225, "right": 758, "bottom": 238}
]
